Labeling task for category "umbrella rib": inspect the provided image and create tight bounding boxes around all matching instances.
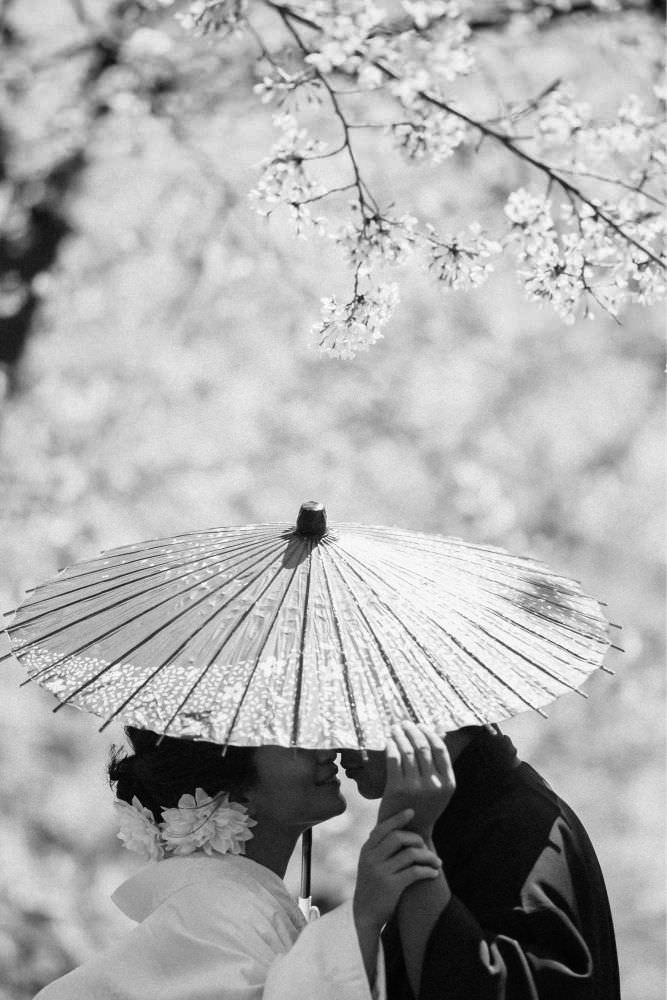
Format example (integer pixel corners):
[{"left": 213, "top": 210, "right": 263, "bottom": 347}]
[
  {"left": 410, "top": 564, "right": 608, "bottom": 658},
  {"left": 101, "top": 549, "right": 305, "bottom": 735},
  {"left": 220, "top": 546, "right": 310, "bottom": 748},
  {"left": 16, "top": 532, "right": 277, "bottom": 607},
  {"left": 88, "top": 524, "right": 283, "bottom": 561},
  {"left": 330, "top": 545, "right": 486, "bottom": 724},
  {"left": 402, "top": 568, "right": 591, "bottom": 700},
  {"left": 351, "top": 527, "right": 566, "bottom": 570},
  {"left": 95, "top": 523, "right": 289, "bottom": 557},
  {"left": 31, "top": 528, "right": 282, "bottom": 588},
  {"left": 22, "top": 538, "right": 287, "bottom": 690},
  {"left": 477, "top": 605, "right": 608, "bottom": 661},
  {"left": 11, "top": 536, "right": 285, "bottom": 661},
  {"left": 391, "top": 571, "right": 606, "bottom": 663},
  {"left": 356, "top": 552, "right": 607, "bottom": 651},
  {"left": 357, "top": 535, "right": 579, "bottom": 586},
  {"left": 11, "top": 534, "right": 279, "bottom": 628},
  {"left": 339, "top": 549, "right": 574, "bottom": 712},
  {"left": 454, "top": 579, "right": 605, "bottom": 630},
  {"left": 368, "top": 552, "right": 597, "bottom": 622},
  {"left": 480, "top": 601, "right": 608, "bottom": 637},
  {"left": 290, "top": 538, "right": 313, "bottom": 746},
  {"left": 324, "top": 547, "right": 420, "bottom": 724},
  {"left": 459, "top": 583, "right": 607, "bottom": 636},
  {"left": 338, "top": 545, "right": 549, "bottom": 716},
  {"left": 354, "top": 529, "right": 583, "bottom": 588},
  {"left": 456, "top": 617, "right": 591, "bottom": 697},
  {"left": 504, "top": 605, "right": 609, "bottom": 646},
  {"left": 32, "top": 533, "right": 275, "bottom": 588},
  {"left": 59, "top": 540, "right": 288, "bottom": 716},
  {"left": 421, "top": 618, "right": 550, "bottom": 717},
  {"left": 318, "top": 546, "right": 368, "bottom": 749}
]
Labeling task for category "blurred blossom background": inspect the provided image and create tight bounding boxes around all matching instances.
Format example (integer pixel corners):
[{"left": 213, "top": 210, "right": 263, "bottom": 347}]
[{"left": 0, "top": 1, "right": 664, "bottom": 997}]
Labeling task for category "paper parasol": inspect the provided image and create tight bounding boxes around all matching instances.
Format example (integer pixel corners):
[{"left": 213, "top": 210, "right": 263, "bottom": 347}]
[{"left": 2, "top": 501, "right": 618, "bottom": 750}]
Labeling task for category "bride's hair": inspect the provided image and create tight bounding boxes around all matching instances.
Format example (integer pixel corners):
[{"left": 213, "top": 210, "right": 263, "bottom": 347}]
[{"left": 109, "top": 727, "right": 258, "bottom": 823}]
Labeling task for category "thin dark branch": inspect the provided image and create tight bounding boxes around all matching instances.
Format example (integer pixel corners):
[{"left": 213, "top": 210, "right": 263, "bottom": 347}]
[
  {"left": 375, "top": 63, "right": 666, "bottom": 267},
  {"left": 301, "top": 142, "right": 348, "bottom": 160},
  {"left": 246, "top": 19, "right": 282, "bottom": 67},
  {"left": 468, "top": 0, "right": 665, "bottom": 31},
  {"left": 347, "top": 122, "right": 395, "bottom": 129},
  {"left": 540, "top": 163, "right": 666, "bottom": 207},
  {"left": 292, "top": 182, "right": 356, "bottom": 205},
  {"left": 262, "top": 1, "right": 664, "bottom": 267},
  {"left": 485, "top": 78, "right": 563, "bottom": 125},
  {"left": 372, "top": 0, "right": 663, "bottom": 35},
  {"left": 273, "top": 3, "right": 380, "bottom": 218},
  {"left": 265, "top": 0, "right": 663, "bottom": 40}
]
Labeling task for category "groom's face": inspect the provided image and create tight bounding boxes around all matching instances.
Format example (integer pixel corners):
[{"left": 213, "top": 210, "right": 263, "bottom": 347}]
[{"left": 338, "top": 749, "right": 386, "bottom": 799}]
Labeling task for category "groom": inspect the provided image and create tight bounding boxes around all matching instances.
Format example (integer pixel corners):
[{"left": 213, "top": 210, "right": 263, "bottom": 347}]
[{"left": 340, "top": 722, "right": 620, "bottom": 1000}]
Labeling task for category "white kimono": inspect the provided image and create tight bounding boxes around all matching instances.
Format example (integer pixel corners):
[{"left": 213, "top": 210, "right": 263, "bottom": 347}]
[{"left": 34, "top": 855, "right": 385, "bottom": 1000}]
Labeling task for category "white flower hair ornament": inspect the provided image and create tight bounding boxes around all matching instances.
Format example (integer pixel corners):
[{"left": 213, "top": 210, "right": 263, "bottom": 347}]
[
  {"left": 116, "top": 797, "right": 165, "bottom": 861},
  {"left": 115, "top": 788, "right": 256, "bottom": 861}
]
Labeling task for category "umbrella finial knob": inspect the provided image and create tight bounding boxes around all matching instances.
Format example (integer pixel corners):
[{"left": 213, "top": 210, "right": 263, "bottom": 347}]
[{"left": 296, "top": 501, "right": 327, "bottom": 538}]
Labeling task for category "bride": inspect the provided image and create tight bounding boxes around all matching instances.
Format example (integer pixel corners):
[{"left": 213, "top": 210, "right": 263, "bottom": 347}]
[{"left": 33, "top": 724, "right": 443, "bottom": 1000}]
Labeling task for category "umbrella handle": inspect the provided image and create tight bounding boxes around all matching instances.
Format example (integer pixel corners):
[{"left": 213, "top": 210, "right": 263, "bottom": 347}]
[
  {"left": 300, "top": 827, "right": 312, "bottom": 899},
  {"left": 298, "top": 828, "right": 317, "bottom": 920},
  {"left": 297, "top": 896, "right": 320, "bottom": 921}
]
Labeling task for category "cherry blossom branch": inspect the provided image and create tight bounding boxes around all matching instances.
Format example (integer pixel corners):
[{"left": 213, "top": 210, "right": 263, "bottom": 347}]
[
  {"left": 371, "top": 0, "right": 663, "bottom": 37},
  {"left": 265, "top": 1, "right": 663, "bottom": 267},
  {"left": 272, "top": 4, "right": 379, "bottom": 219},
  {"left": 540, "top": 163, "right": 665, "bottom": 207},
  {"left": 293, "top": 183, "right": 356, "bottom": 204},
  {"left": 231, "top": 0, "right": 665, "bottom": 351},
  {"left": 375, "top": 68, "right": 665, "bottom": 268}
]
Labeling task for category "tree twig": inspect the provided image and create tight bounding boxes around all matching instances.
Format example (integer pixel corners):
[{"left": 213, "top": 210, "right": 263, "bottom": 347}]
[
  {"left": 273, "top": 4, "right": 380, "bottom": 219},
  {"left": 262, "top": 0, "right": 664, "bottom": 266}
]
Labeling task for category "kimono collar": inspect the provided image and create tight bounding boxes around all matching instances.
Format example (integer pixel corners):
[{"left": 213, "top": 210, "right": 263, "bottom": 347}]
[{"left": 112, "top": 853, "right": 299, "bottom": 923}]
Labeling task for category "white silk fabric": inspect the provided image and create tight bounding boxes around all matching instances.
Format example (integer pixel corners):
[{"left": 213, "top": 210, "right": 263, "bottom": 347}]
[{"left": 33, "top": 854, "right": 385, "bottom": 1000}]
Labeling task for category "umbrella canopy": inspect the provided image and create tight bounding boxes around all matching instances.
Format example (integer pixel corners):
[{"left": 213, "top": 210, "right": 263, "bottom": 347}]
[{"left": 4, "top": 502, "right": 615, "bottom": 749}]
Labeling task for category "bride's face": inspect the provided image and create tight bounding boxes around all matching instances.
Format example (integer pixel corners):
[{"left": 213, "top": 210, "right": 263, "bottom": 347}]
[{"left": 244, "top": 747, "right": 346, "bottom": 829}]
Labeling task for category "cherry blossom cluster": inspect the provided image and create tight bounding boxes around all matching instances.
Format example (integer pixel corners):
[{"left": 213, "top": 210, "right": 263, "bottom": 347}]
[
  {"left": 249, "top": 112, "right": 328, "bottom": 236},
  {"left": 392, "top": 108, "right": 467, "bottom": 164},
  {"left": 175, "top": 0, "right": 248, "bottom": 35},
  {"left": 311, "top": 282, "right": 400, "bottom": 359},
  {"left": 424, "top": 223, "right": 502, "bottom": 290},
  {"left": 176, "top": 0, "right": 666, "bottom": 355},
  {"left": 502, "top": 86, "right": 666, "bottom": 320}
]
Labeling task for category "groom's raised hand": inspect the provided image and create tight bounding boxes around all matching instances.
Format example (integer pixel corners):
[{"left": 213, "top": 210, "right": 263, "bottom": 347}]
[
  {"left": 378, "top": 724, "right": 456, "bottom": 997},
  {"left": 377, "top": 722, "right": 456, "bottom": 838}
]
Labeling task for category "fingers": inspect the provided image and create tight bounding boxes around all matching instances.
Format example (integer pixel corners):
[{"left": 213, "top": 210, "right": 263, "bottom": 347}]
[
  {"left": 383, "top": 727, "right": 418, "bottom": 791},
  {"left": 387, "top": 844, "right": 442, "bottom": 874},
  {"left": 384, "top": 723, "right": 431, "bottom": 790},
  {"left": 372, "top": 827, "right": 429, "bottom": 861},
  {"left": 384, "top": 736, "right": 402, "bottom": 791},
  {"left": 417, "top": 724, "right": 455, "bottom": 786},
  {"left": 366, "top": 808, "right": 414, "bottom": 847},
  {"left": 390, "top": 721, "right": 455, "bottom": 784},
  {"left": 389, "top": 721, "right": 439, "bottom": 784},
  {"left": 394, "top": 864, "right": 441, "bottom": 893},
  {"left": 391, "top": 723, "right": 424, "bottom": 777}
]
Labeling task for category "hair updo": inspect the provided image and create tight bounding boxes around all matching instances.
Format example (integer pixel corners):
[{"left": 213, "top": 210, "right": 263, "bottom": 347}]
[{"left": 108, "top": 727, "right": 259, "bottom": 824}]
